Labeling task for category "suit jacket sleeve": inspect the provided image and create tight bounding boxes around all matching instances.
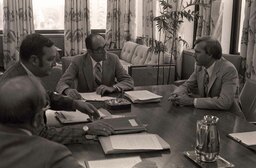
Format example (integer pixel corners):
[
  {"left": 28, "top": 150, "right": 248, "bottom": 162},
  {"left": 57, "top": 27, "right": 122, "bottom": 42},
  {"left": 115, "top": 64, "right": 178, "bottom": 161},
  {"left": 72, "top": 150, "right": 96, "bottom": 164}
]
[
  {"left": 113, "top": 54, "right": 134, "bottom": 90},
  {"left": 173, "top": 67, "right": 199, "bottom": 95},
  {"left": 56, "top": 61, "right": 79, "bottom": 94},
  {"left": 47, "top": 141, "right": 84, "bottom": 168},
  {"left": 36, "top": 124, "right": 86, "bottom": 145},
  {"left": 195, "top": 66, "right": 238, "bottom": 110}
]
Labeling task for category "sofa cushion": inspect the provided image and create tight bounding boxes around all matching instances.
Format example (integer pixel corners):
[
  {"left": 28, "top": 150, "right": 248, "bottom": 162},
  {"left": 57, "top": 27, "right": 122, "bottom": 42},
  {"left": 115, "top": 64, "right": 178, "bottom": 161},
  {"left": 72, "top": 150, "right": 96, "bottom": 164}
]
[
  {"left": 131, "top": 45, "right": 149, "bottom": 65},
  {"left": 120, "top": 41, "right": 139, "bottom": 63},
  {"left": 145, "top": 51, "right": 172, "bottom": 65}
]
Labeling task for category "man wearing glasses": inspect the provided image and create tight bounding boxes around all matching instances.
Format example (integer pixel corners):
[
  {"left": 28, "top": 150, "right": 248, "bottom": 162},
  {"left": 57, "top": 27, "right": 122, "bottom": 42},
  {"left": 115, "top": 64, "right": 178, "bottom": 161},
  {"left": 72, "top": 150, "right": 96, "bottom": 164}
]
[{"left": 56, "top": 34, "right": 134, "bottom": 99}]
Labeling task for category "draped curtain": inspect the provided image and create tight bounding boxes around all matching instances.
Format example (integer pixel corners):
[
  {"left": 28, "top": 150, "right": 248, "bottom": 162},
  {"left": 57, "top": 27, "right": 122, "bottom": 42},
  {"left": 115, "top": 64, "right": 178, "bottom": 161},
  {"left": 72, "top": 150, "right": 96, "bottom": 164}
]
[
  {"left": 106, "top": 0, "right": 136, "bottom": 49},
  {"left": 3, "top": 0, "right": 34, "bottom": 69},
  {"left": 196, "top": 0, "right": 223, "bottom": 41},
  {"left": 141, "top": 0, "right": 156, "bottom": 47},
  {"left": 64, "top": 0, "right": 90, "bottom": 56},
  {"left": 240, "top": 0, "right": 256, "bottom": 80}
]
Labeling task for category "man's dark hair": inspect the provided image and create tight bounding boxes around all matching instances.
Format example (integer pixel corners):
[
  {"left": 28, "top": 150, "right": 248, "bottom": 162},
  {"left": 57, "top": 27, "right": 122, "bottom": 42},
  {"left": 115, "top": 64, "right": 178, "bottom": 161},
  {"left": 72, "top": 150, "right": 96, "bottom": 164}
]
[
  {"left": 85, "top": 34, "right": 104, "bottom": 50},
  {"left": 20, "top": 33, "right": 54, "bottom": 62},
  {"left": 0, "top": 76, "right": 46, "bottom": 125},
  {"left": 194, "top": 36, "right": 222, "bottom": 59}
]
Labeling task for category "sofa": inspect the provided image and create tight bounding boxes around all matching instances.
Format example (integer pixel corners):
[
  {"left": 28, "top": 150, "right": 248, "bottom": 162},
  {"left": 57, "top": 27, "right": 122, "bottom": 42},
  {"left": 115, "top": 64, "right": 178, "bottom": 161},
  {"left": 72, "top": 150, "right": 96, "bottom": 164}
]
[
  {"left": 61, "top": 41, "right": 175, "bottom": 86},
  {"left": 108, "top": 41, "right": 175, "bottom": 86}
]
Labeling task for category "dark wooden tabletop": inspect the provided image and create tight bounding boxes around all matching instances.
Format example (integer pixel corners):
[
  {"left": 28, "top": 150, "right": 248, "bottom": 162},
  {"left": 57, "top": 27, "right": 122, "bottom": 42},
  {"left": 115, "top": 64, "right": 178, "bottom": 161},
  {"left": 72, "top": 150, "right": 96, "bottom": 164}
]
[{"left": 49, "top": 85, "right": 256, "bottom": 168}]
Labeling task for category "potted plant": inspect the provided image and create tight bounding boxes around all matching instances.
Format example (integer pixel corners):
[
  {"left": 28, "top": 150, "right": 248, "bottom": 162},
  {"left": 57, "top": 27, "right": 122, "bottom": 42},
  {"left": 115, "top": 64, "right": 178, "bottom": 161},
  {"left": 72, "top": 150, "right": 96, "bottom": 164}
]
[{"left": 153, "top": 0, "right": 207, "bottom": 83}]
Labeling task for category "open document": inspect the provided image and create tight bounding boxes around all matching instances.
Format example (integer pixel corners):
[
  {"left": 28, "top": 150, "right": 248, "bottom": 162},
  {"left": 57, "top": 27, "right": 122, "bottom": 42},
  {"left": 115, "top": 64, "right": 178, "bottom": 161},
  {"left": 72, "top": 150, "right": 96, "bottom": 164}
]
[
  {"left": 80, "top": 92, "right": 116, "bottom": 101},
  {"left": 86, "top": 156, "right": 141, "bottom": 168},
  {"left": 124, "top": 90, "right": 162, "bottom": 103},
  {"left": 228, "top": 131, "right": 256, "bottom": 151}
]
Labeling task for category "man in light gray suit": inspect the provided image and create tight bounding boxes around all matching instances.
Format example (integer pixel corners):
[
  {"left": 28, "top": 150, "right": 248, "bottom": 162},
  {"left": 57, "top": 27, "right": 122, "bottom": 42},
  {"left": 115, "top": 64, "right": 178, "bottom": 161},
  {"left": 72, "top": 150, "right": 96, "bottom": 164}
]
[
  {"left": 56, "top": 34, "right": 134, "bottom": 99},
  {"left": 169, "top": 36, "right": 238, "bottom": 110}
]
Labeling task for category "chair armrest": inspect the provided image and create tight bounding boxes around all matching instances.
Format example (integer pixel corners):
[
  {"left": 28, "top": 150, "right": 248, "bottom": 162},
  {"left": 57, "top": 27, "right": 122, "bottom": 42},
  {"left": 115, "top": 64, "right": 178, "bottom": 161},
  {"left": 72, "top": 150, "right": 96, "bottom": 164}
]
[
  {"left": 128, "top": 64, "right": 175, "bottom": 86},
  {"left": 173, "top": 80, "right": 186, "bottom": 86}
]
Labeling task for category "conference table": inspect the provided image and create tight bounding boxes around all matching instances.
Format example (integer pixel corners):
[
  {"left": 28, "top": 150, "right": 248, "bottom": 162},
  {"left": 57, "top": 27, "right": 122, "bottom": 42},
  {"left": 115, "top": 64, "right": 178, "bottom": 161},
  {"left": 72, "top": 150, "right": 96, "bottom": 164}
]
[{"left": 48, "top": 85, "right": 256, "bottom": 168}]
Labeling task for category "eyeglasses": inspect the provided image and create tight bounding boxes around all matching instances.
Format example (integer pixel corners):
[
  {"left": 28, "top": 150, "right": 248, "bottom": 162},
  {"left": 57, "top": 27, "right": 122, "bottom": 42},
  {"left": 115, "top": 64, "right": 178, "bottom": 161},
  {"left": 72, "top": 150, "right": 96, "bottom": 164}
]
[{"left": 92, "top": 44, "right": 107, "bottom": 54}]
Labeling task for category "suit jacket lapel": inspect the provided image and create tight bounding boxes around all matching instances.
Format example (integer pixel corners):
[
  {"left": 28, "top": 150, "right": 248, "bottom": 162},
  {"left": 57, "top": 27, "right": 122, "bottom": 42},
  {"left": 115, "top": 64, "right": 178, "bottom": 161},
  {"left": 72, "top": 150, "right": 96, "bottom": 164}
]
[
  {"left": 82, "top": 54, "right": 94, "bottom": 91},
  {"left": 207, "top": 59, "right": 222, "bottom": 95}
]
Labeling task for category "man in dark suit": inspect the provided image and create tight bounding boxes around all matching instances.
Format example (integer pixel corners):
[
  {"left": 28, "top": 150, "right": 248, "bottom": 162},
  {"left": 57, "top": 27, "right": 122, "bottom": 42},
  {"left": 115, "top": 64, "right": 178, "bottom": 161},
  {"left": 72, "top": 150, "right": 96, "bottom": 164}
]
[
  {"left": 0, "top": 76, "right": 84, "bottom": 168},
  {"left": 169, "top": 36, "right": 239, "bottom": 110},
  {"left": 56, "top": 34, "right": 134, "bottom": 99},
  {"left": 0, "top": 33, "right": 113, "bottom": 144}
]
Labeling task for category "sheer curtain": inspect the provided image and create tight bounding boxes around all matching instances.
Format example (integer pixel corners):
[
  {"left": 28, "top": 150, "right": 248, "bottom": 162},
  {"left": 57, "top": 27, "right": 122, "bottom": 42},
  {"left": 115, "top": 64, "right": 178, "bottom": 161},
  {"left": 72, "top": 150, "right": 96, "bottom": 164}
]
[
  {"left": 240, "top": 0, "right": 256, "bottom": 80},
  {"left": 3, "top": 0, "right": 34, "bottom": 69},
  {"left": 64, "top": 0, "right": 90, "bottom": 56},
  {"left": 106, "top": 0, "right": 136, "bottom": 49}
]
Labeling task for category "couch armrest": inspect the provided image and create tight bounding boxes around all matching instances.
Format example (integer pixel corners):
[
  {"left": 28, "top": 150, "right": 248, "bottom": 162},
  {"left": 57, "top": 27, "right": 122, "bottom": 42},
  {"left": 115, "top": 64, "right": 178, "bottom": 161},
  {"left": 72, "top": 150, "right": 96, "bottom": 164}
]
[
  {"left": 128, "top": 64, "right": 175, "bottom": 86},
  {"left": 108, "top": 49, "right": 122, "bottom": 58}
]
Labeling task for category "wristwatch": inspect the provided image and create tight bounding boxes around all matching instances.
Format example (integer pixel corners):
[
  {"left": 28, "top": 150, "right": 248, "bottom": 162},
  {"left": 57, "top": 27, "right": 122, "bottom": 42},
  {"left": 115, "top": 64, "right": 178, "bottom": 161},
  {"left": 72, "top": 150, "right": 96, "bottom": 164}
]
[{"left": 83, "top": 125, "right": 89, "bottom": 134}]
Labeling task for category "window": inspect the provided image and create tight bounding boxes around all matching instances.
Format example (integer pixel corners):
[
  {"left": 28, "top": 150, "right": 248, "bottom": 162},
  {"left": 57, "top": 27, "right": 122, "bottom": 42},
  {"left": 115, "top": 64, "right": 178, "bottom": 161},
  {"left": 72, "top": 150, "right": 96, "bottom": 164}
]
[
  {"left": 32, "top": 0, "right": 107, "bottom": 31},
  {"left": 33, "top": 0, "right": 64, "bottom": 30}
]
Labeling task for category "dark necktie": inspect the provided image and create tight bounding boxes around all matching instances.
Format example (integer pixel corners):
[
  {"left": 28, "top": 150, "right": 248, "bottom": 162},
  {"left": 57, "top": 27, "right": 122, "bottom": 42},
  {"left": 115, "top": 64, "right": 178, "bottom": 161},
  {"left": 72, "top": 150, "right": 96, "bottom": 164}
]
[
  {"left": 204, "top": 69, "right": 209, "bottom": 97},
  {"left": 95, "top": 62, "right": 102, "bottom": 86}
]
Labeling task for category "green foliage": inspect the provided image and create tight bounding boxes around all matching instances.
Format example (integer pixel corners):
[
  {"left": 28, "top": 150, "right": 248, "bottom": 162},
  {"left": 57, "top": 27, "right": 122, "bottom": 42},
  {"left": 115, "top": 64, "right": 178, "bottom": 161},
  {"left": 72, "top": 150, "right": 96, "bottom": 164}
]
[{"left": 154, "top": 0, "right": 208, "bottom": 53}]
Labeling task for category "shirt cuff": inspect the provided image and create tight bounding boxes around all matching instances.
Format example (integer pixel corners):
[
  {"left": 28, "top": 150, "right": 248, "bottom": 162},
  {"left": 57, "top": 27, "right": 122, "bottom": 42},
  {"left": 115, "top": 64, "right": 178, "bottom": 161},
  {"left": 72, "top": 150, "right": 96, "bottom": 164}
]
[{"left": 193, "top": 98, "right": 197, "bottom": 107}]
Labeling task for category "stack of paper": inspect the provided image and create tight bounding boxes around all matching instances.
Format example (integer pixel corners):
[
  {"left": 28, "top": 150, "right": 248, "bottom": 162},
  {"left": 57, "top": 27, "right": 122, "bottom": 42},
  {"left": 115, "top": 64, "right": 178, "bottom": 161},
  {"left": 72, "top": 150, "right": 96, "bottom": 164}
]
[
  {"left": 99, "top": 133, "right": 170, "bottom": 154},
  {"left": 228, "top": 131, "right": 256, "bottom": 151},
  {"left": 80, "top": 92, "right": 115, "bottom": 101},
  {"left": 86, "top": 156, "right": 142, "bottom": 168},
  {"left": 124, "top": 90, "right": 162, "bottom": 103}
]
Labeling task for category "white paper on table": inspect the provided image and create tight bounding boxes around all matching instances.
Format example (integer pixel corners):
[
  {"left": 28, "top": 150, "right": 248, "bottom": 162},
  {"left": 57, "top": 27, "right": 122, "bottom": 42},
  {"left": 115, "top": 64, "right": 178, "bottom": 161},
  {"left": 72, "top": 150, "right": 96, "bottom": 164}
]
[
  {"left": 229, "top": 131, "right": 256, "bottom": 146},
  {"left": 80, "top": 92, "right": 116, "bottom": 101},
  {"left": 87, "top": 156, "right": 141, "bottom": 168},
  {"left": 110, "top": 133, "right": 163, "bottom": 150},
  {"left": 124, "top": 90, "right": 162, "bottom": 101}
]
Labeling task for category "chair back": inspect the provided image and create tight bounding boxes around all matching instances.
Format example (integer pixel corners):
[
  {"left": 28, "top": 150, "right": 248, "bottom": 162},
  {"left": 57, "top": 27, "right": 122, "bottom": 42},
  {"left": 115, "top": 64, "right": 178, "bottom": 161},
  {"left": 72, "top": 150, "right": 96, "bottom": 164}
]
[{"left": 239, "top": 78, "right": 256, "bottom": 122}]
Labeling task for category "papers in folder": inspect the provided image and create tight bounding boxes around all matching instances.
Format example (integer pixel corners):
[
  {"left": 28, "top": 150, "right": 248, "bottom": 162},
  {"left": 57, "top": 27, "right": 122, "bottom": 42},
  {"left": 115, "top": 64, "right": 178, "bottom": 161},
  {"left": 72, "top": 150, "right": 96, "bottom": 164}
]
[
  {"left": 228, "top": 131, "right": 256, "bottom": 151},
  {"left": 86, "top": 156, "right": 142, "bottom": 168},
  {"left": 99, "top": 133, "right": 170, "bottom": 154},
  {"left": 80, "top": 92, "right": 115, "bottom": 101},
  {"left": 101, "top": 116, "right": 146, "bottom": 134},
  {"left": 124, "top": 90, "right": 162, "bottom": 103},
  {"left": 54, "top": 108, "right": 112, "bottom": 124}
]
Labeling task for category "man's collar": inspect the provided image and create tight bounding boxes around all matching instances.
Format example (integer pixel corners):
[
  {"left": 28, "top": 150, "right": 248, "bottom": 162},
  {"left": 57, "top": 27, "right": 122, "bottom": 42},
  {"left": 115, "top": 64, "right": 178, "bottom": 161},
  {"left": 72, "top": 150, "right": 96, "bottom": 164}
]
[
  {"left": 205, "top": 61, "right": 216, "bottom": 77},
  {"left": 89, "top": 55, "right": 102, "bottom": 67}
]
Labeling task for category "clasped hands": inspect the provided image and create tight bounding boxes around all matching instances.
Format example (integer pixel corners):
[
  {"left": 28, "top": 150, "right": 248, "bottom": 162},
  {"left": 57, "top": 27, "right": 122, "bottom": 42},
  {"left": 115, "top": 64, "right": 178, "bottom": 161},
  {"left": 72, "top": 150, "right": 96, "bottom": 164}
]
[{"left": 168, "top": 92, "right": 194, "bottom": 106}]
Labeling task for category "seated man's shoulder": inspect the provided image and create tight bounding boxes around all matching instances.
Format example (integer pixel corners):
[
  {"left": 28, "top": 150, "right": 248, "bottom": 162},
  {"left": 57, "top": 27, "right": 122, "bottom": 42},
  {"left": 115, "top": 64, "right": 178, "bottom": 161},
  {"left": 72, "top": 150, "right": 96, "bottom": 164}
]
[
  {"left": 221, "top": 58, "right": 238, "bottom": 72},
  {"left": 107, "top": 51, "right": 119, "bottom": 60}
]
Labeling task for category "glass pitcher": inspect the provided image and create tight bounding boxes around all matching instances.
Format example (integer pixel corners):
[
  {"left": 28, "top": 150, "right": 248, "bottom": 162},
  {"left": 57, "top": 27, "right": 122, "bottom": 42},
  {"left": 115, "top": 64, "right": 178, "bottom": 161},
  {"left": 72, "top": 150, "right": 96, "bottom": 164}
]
[{"left": 195, "top": 115, "right": 220, "bottom": 162}]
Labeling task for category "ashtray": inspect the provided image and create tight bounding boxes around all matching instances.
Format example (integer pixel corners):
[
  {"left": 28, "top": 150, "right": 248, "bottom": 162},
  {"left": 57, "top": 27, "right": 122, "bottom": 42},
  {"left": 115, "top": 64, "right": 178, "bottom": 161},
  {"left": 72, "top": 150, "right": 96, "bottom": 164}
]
[
  {"left": 184, "top": 151, "right": 234, "bottom": 168},
  {"left": 105, "top": 98, "right": 131, "bottom": 110}
]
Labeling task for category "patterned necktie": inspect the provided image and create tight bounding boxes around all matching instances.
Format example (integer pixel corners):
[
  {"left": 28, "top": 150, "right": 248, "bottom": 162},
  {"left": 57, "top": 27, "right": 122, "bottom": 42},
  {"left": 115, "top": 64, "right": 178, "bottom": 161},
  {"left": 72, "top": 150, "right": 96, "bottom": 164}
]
[
  {"left": 204, "top": 69, "right": 209, "bottom": 97},
  {"left": 95, "top": 62, "right": 102, "bottom": 86}
]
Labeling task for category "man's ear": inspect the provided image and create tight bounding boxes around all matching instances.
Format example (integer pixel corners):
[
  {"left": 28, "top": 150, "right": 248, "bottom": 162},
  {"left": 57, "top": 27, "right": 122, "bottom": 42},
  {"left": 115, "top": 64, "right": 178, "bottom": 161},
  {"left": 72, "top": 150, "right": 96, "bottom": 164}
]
[
  {"left": 31, "top": 112, "right": 42, "bottom": 129},
  {"left": 29, "top": 55, "right": 39, "bottom": 66}
]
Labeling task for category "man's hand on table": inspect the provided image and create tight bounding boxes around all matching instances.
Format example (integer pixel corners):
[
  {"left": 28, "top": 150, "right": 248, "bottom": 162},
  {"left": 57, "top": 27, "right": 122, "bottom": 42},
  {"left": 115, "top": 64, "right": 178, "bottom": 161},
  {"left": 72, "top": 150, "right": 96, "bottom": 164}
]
[
  {"left": 86, "top": 120, "right": 114, "bottom": 136},
  {"left": 168, "top": 92, "right": 194, "bottom": 106},
  {"left": 64, "top": 88, "right": 82, "bottom": 100},
  {"left": 73, "top": 100, "right": 100, "bottom": 120},
  {"left": 96, "top": 85, "right": 117, "bottom": 96}
]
